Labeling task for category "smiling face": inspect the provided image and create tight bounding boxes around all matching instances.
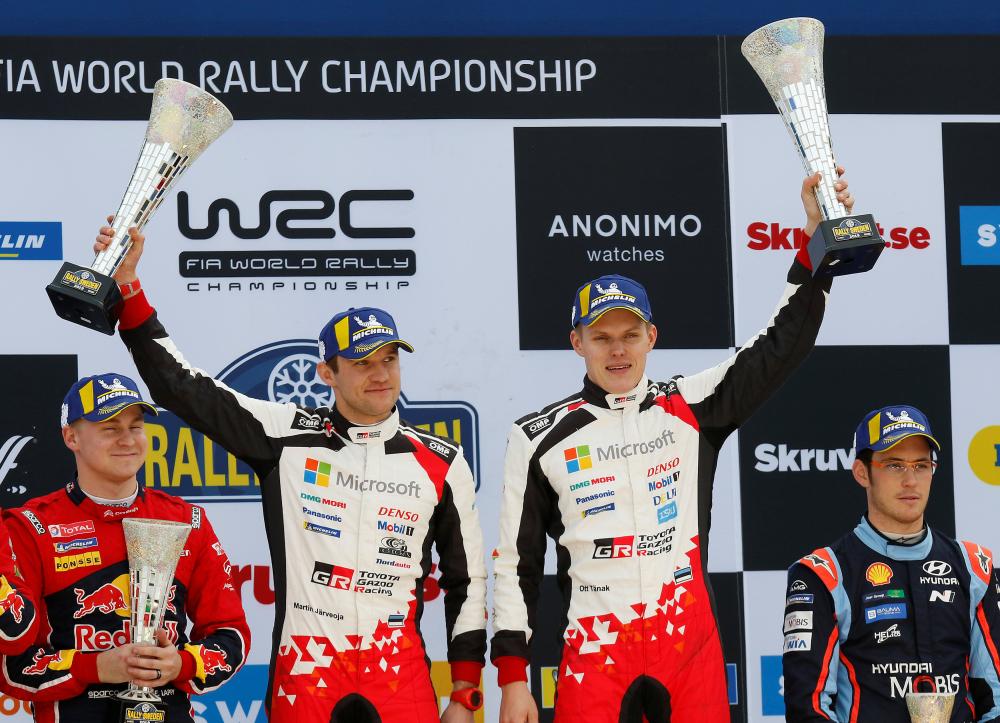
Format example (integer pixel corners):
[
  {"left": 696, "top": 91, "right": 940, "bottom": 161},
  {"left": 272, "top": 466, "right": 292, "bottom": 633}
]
[
  {"left": 570, "top": 308, "right": 657, "bottom": 395},
  {"left": 318, "top": 344, "right": 402, "bottom": 425},
  {"left": 63, "top": 406, "right": 148, "bottom": 493},
  {"left": 853, "top": 435, "right": 935, "bottom": 535}
]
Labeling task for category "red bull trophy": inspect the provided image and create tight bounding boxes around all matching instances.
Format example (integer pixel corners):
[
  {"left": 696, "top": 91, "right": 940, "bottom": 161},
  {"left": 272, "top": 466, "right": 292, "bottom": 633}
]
[
  {"left": 742, "top": 18, "right": 884, "bottom": 277},
  {"left": 45, "top": 78, "right": 232, "bottom": 334},
  {"left": 118, "top": 518, "right": 192, "bottom": 722}
]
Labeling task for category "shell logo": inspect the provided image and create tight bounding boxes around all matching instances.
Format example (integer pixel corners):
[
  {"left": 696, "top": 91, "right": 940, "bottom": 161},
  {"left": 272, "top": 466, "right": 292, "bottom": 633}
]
[{"left": 866, "top": 562, "right": 894, "bottom": 587}]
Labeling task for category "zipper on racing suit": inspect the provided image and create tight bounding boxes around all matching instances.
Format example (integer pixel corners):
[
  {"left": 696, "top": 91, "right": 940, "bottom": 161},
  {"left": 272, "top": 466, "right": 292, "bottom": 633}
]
[{"left": 621, "top": 401, "right": 650, "bottom": 675}]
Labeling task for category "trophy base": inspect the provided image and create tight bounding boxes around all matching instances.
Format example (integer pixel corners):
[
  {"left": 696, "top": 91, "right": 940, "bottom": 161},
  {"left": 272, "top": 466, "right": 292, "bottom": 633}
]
[
  {"left": 45, "top": 262, "right": 123, "bottom": 335},
  {"left": 807, "top": 213, "right": 885, "bottom": 278},
  {"left": 119, "top": 698, "right": 167, "bottom": 723}
]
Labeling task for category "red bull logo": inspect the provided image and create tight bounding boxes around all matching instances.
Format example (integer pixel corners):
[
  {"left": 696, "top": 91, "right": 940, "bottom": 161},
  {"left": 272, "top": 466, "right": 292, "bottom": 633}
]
[
  {"left": 0, "top": 590, "right": 24, "bottom": 624},
  {"left": 74, "top": 620, "right": 178, "bottom": 652},
  {"left": 22, "top": 649, "right": 71, "bottom": 675},
  {"left": 186, "top": 643, "right": 231, "bottom": 682},
  {"left": 73, "top": 575, "right": 130, "bottom": 619}
]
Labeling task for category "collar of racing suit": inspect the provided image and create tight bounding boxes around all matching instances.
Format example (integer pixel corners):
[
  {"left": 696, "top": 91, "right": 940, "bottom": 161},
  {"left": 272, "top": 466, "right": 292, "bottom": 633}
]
[
  {"left": 853, "top": 515, "right": 933, "bottom": 560},
  {"left": 328, "top": 402, "right": 400, "bottom": 444},
  {"left": 580, "top": 374, "right": 652, "bottom": 410},
  {"left": 64, "top": 477, "right": 146, "bottom": 523}
]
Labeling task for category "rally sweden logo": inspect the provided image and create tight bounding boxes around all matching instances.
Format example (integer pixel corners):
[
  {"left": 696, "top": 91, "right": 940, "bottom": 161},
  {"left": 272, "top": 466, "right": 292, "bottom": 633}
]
[{"left": 137, "top": 339, "right": 481, "bottom": 499}]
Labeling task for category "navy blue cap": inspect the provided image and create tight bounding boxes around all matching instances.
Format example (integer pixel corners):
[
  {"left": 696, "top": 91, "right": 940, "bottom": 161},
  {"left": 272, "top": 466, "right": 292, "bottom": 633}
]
[
  {"left": 571, "top": 275, "right": 652, "bottom": 328},
  {"left": 318, "top": 307, "right": 415, "bottom": 362},
  {"left": 854, "top": 405, "right": 941, "bottom": 455},
  {"left": 61, "top": 373, "right": 157, "bottom": 427}
]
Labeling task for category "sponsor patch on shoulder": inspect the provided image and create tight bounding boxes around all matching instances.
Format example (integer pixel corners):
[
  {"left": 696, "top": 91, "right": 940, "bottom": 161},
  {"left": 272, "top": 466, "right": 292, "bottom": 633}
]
[
  {"left": 292, "top": 410, "right": 325, "bottom": 431},
  {"left": 21, "top": 510, "right": 45, "bottom": 536},
  {"left": 782, "top": 632, "right": 812, "bottom": 653}
]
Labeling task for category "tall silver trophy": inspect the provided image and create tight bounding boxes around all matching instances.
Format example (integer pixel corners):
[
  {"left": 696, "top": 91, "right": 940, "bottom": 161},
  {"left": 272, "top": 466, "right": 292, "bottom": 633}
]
[
  {"left": 46, "top": 79, "right": 232, "bottom": 334},
  {"left": 905, "top": 691, "right": 956, "bottom": 722},
  {"left": 742, "top": 18, "right": 884, "bottom": 277},
  {"left": 118, "top": 518, "right": 192, "bottom": 721}
]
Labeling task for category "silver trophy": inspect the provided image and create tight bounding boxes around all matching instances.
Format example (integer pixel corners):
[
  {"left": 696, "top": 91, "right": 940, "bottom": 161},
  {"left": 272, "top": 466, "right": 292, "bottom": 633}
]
[
  {"left": 118, "top": 518, "right": 191, "bottom": 715},
  {"left": 46, "top": 78, "right": 232, "bottom": 334},
  {"left": 742, "top": 18, "right": 884, "bottom": 277},
  {"left": 905, "top": 691, "right": 956, "bottom": 722}
]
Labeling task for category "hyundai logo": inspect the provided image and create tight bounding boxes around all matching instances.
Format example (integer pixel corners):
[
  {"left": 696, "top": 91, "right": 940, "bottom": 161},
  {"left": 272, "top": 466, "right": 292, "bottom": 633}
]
[{"left": 922, "top": 560, "right": 952, "bottom": 576}]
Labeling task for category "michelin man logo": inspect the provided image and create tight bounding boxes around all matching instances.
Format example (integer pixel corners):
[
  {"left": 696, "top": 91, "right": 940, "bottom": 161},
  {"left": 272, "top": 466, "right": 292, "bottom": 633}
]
[
  {"left": 595, "top": 282, "right": 620, "bottom": 296},
  {"left": 98, "top": 378, "right": 129, "bottom": 392},
  {"left": 354, "top": 314, "right": 382, "bottom": 329},
  {"left": 317, "top": 340, "right": 326, "bottom": 360},
  {"left": 886, "top": 410, "right": 914, "bottom": 424},
  {"left": 60, "top": 404, "right": 69, "bottom": 428}
]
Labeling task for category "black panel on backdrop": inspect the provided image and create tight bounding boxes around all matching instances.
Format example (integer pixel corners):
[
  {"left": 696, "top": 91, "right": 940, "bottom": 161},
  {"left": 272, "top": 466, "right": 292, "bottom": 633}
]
[
  {"left": 529, "top": 573, "right": 748, "bottom": 722},
  {"left": 942, "top": 123, "right": 1000, "bottom": 344},
  {"left": 739, "top": 345, "right": 954, "bottom": 572},
  {"left": 0, "top": 37, "right": 720, "bottom": 120},
  {"left": 724, "top": 36, "right": 1000, "bottom": 115},
  {"left": 515, "top": 126, "right": 733, "bottom": 350},
  {"left": 0, "top": 355, "right": 78, "bottom": 509}
]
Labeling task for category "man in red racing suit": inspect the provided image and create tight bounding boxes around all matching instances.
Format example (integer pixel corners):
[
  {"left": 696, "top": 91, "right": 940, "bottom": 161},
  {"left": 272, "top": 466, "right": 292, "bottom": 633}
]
[
  {"left": 492, "top": 172, "right": 857, "bottom": 723},
  {"left": 0, "top": 373, "right": 249, "bottom": 723},
  {"left": 0, "top": 519, "right": 38, "bottom": 656}
]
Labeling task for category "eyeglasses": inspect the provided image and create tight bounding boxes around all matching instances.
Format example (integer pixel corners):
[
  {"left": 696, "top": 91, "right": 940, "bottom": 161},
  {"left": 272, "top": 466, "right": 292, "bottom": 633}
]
[{"left": 869, "top": 460, "right": 937, "bottom": 477}]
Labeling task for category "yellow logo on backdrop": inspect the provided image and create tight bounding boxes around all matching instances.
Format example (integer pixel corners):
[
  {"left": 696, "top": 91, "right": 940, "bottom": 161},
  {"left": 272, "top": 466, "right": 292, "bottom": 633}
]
[
  {"left": 413, "top": 419, "right": 463, "bottom": 445},
  {"left": 143, "top": 423, "right": 259, "bottom": 490},
  {"left": 430, "top": 661, "right": 484, "bottom": 722},
  {"left": 969, "top": 426, "right": 1000, "bottom": 486}
]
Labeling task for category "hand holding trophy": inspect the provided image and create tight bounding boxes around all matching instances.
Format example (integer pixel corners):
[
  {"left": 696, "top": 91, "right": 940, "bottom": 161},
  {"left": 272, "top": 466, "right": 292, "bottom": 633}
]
[
  {"left": 45, "top": 79, "right": 232, "bottom": 334},
  {"left": 742, "top": 18, "right": 884, "bottom": 276}
]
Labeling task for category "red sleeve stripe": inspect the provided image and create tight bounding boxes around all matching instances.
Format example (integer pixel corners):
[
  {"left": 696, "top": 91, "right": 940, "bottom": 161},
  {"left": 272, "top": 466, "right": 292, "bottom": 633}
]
[
  {"left": 811, "top": 627, "right": 838, "bottom": 719},
  {"left": 405, "top": 434, "right": 448, "bottom": 501},
  {"left": 839, "top": 651, "right": 861, "bottom": 723},
  {"left": 977, "top": 605, "right": 1000, "bottom": 677}
]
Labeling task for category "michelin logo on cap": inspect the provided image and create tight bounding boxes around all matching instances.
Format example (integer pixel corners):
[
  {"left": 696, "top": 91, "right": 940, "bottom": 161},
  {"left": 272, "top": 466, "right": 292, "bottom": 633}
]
[
  {"left": 571, "top": 274, "right": 653, "bottom": 328},
  {"left": 318, "top": 307, "right": 415, "bottom": 362},
  {"left": 853, "top": 405, "right": 941, "bottom": 454},
  {"left": 61, "top": 373, "right": 158, "bottom": 427}
]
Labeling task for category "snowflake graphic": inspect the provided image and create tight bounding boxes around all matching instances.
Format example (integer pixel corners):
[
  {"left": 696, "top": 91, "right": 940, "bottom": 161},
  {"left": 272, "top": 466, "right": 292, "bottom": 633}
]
[{"left": 268, "top": 354, "right": 332, "bottom": 407}]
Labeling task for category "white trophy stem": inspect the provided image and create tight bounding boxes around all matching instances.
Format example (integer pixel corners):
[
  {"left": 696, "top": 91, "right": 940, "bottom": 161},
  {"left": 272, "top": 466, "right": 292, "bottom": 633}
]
[
  {"left": 777, "top": 79, "right": 847, "bottom": 220},
  {"left": 92, "top": 141, "right": 189, "bottom": 276}
]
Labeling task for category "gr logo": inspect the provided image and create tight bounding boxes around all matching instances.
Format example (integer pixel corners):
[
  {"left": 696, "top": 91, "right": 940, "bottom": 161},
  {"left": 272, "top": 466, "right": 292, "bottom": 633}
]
[
  {"left": 593, "top": 536, "right": 634, "bottom": 559},
  {"left": 311, "top": 561, "right": 353, "bottom": 590},
  {"left": 959, "top": 206, "right": 1000, "bottom": 265},
  {"left": 178, "top": 190, "right": 415, "bottom": 240},
  {"left": 968, "top": 426, "right": 1000, "bottom": 486}
]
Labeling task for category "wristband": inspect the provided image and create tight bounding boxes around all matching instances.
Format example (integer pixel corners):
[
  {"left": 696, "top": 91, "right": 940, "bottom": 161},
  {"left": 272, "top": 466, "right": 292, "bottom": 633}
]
[
  {"left": 118, "top": 278, "right": 141, "bottom": 298},
  {"left": 450, "top": 687, "right": 484, "bottom": 711}
]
